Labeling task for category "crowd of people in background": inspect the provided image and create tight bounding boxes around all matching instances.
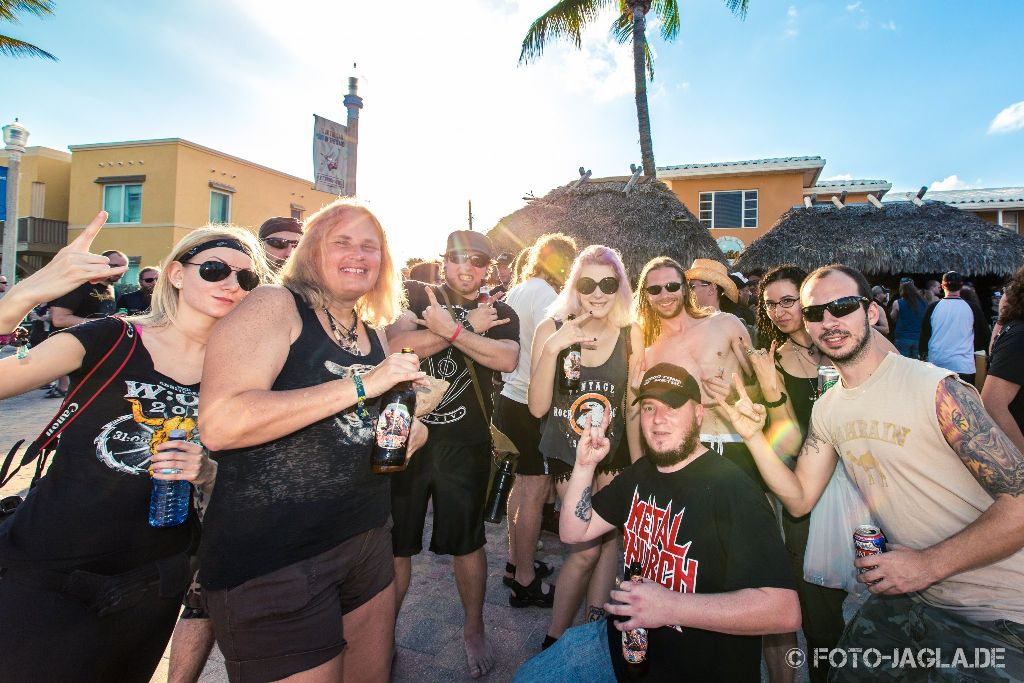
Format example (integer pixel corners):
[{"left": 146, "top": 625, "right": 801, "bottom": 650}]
[{"left": 0, "top": 202, "right": 1022, "bottom": 682}]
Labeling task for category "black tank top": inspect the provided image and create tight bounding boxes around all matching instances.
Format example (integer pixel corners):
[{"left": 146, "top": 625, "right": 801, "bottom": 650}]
[
  {"left": 775, "top": 352, "right": 817, "bottom": 431},
  {"left": 199, "top": 290, "right": 387, "bottom": 590}
]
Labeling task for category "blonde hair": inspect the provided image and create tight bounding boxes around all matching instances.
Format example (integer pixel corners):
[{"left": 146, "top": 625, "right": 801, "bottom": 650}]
[
  {"left": 522, "top": 232, "right": 577, "bottom": 290},
  {"left": 547, "top": 244, "right": 633, "bottom": 328},
  {"left": 281, "top": 198, "right": 404, "bottom": 327},
  {"left": 632, "top": 256, "right": 711, "bottom": 346},
  {"left": 130, "top": 225, "right": 270, "bottom": 329}
]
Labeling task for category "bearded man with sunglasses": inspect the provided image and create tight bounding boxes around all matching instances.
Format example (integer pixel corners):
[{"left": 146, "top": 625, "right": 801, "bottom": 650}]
[
  {"left": 719, "top": 263, "right": 1024, "bottom": 681},
  {"left": 116, "top": 266, "right": 159, "bottom": 315},
  {"left": 258, "top": 216, "right": 303, "bottom": 271},
  {"left": 387, "top": 229, "right": 521, "bottom": 679},
  {"left": 631, "top": 257, "right": 764, "bottom": 491}
]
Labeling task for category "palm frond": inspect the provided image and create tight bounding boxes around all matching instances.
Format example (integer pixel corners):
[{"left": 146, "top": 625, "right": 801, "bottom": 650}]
[
  {"left": 652, "top": 0, "right": 680, "bottom": 40},
  {"left": 0, "top": 0, "right": 56, "bottom": 23},
  {"left": 722, "top": 0, "right": 749, "bottom": 20},
  {"left": 0, "top": 34, "right": 56, "bottom": 59},
  {"left": 519, "top": 0, "right": 616, "bottom": 64}
]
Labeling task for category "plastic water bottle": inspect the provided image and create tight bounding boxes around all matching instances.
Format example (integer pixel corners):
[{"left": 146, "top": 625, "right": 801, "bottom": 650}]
[{"left": 148, "top": 429, "right": 192, "bottom": 528}]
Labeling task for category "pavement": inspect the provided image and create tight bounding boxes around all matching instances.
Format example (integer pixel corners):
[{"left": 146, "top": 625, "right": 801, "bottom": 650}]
[{"left": 1, "top": 372, "right": 864, "bottom": 682}]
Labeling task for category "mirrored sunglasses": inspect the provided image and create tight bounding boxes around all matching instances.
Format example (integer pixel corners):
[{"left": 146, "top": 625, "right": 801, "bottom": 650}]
[
  {"left": 263, "top": 236, "right": 300, "bottom": 250},
  {"left": 446, "top": 252, "right": 491, "bottom": 269},
  {"left": 576, "top": 276, "right": 620, "bottom": 295},
  {"left": 801, "top": 296, "right": 869, "bottom": 323},
  {"left": 185, "top": 260, "right": 260, "bottom": 291},
  {"left": 645, "top": 282, "right": 683, "bottom": 296}
]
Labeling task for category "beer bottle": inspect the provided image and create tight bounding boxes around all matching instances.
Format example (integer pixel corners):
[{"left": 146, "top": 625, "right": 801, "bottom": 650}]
[
  {"left": 557, "top": 314, "right": 582, "bottom": 393},
  {"left": 621, "top": 561, "right": 650, "bottom": 679},
  {"left": 371, "top": 348, "right": 418, "bottom": 473},
  {"left": 484, "top": 455, "right": 516, "bottom": 524}
]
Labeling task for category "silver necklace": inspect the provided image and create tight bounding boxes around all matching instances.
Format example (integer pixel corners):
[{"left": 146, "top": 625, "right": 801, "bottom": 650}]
[{"left": 324, "top": 307, "right": 361, "bottom": 356}]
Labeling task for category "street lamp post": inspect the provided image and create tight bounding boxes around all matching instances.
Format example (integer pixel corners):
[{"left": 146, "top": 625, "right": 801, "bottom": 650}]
[{"left": 2, "top": 119, "right": 29, "bottom": 287}]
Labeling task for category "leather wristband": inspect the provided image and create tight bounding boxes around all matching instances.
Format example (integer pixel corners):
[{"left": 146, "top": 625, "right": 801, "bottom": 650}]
[{"left": 762, "top": 391, "right": 787, "bottom": 409}]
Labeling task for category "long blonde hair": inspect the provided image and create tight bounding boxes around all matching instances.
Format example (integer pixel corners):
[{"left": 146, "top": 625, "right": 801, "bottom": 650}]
[
  {"left": 281, "top": 198, "right": 405, "bottom": 327},
  {"left": 130, "top": 225, "right": 269, "bottom": 329},
  {"left": 547, "top": 245, "right": 633, "bottom": 328}
]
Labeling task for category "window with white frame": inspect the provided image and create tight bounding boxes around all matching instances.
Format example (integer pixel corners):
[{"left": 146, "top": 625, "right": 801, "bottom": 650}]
[
  {"left": 103, "top": 184, "right": 142, "bottom": 224},
  {"left": 698, "top": 190, "right": 758, "bottom": 228},
  {"left": 210, "top": 191, "right": 231, "bottom": 224}
]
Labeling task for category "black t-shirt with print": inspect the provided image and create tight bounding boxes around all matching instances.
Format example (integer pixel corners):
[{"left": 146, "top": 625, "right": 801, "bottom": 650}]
[
  {"left": 50, "top": 282, "right": 117, "bottom": 321},
  {"left": 404, "top": 281, "right": 520, "bottom": 444},
  {"left": 989, "top": 321, "right": 1024, "bottom": 435},
  {"left": 592, "top": 453, "right": 795, "bottom": 682},
  {"left": 0, "top": 318, "right": 196, "bottom": 574}
]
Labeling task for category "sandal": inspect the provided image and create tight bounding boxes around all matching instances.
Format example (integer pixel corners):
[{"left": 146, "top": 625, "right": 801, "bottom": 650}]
[
  {"left": 508, "top": 574, "right": 555, "bottom": 608},
  {"left": 502, "top": 560, "right": 554, "bottom": 588}
]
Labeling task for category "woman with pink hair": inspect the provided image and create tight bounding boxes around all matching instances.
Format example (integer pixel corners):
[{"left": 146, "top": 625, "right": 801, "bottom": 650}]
[{"left": 527, "top": 245, "right": 642, "bottom": 648}]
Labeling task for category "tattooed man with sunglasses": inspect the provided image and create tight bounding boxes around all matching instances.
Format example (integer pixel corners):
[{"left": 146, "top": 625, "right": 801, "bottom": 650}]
[
  {"left": 387, "top": 229, "right": 521, "bottom": 678},
  {"left": 718, "top": 263, "right": 1024, "bottom": 681},
  {"left": 630, "top": 257, "right": 766, "bottom": 492}
]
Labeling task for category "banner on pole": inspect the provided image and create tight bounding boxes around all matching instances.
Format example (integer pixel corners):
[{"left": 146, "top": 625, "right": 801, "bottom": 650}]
[{"left": 313, "top": 114, "right": 349, "bottom": 195}]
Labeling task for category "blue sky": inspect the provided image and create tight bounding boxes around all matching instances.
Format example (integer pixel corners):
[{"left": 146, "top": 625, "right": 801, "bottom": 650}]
[{"left": 3, "top": 0, "right": 1022, "bottom": 261}]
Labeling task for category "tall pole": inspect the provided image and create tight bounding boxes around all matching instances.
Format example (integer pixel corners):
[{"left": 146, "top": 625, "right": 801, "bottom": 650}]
[
  {"left": 343, "top": 65, "right": 364, "bottom": 197},
  {"left": 468, "top": 199, "right": 474, "bottom": 230},
  {"left": 2, "top": 119, "right": 28, "bottom": 287}
]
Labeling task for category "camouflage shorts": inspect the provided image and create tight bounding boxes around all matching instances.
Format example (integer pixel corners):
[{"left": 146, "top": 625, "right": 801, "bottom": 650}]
[
  {"left": 181, "top": 556, "right": 206, "bottom": 619},
  {"left": 830, "top": 593, "right": 1024, "bottom": 682}
]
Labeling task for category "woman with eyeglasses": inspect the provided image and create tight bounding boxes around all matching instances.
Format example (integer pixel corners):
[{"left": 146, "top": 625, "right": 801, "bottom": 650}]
[
  {"left": 528, "top": 245, "right": 642, "bottom": 649},
  {"left": 0, "top": 213, "right": 267, "bottom": 682},
  {"left": 197, "top": 199, "right": 427, "bottom": 682}
]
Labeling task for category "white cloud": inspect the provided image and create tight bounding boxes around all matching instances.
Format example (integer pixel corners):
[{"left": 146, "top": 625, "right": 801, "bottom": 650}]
[
  {"left": 880, "top": 20, "right": 897, "bottom": 31},
  {"left": 845, "top": 1, "right": 862, "bottom": 11},
  {"left": 785, "top": 6, "right": 798, "bottom": 38},
  {"left": 824, "top": 173, "right": 853, "bottom": 181},
  {"left": 931, "top": 175, "right": 970, "bottom": 191},
  {"left": 988, "top": 101, "right": 1024, "bottom": 134}
]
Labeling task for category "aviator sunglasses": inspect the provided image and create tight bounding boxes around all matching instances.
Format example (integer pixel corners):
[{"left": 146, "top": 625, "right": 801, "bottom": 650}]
[
  {"left": 184, "top": 260, "right": 260, "bottom": 291},
  {"left": 801, "top": 296, "right": 869, "bottom": 323},
  {"left": 263, "top": 236, "right": 300, "bottom": 250},
  {"left": 576, "top": 276, "right": 620, "bottom": 295},
  {"left": 446, "top": 252, "right": 491, "bottom": 269},
  {"left": 645, "top": 281, "right": 683, "bottom": 296}
]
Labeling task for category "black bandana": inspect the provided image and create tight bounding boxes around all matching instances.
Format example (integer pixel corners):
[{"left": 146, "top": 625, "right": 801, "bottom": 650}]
[{"left": 177, "top": 238, "right": 252, "bottom": 263}]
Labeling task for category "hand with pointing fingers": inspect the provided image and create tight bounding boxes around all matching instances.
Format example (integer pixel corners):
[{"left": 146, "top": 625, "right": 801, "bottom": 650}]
[
  {"left": 465, "top": 300, "right": 510, "bottom": 334},
  {"left": 575, "top": 402, "right": 611, "bottom": 468},
  {"left": 714, "top": 373, "right": 767, "bottom": 441},
  {"left": 544, "top": 312, "right": 596, "bottom": 354},
  {"left": 15, "top": 211, "right": 128, "bottom": 303},
  {"left": 414, "top": 287, "right": 460, "bottom": 339}
]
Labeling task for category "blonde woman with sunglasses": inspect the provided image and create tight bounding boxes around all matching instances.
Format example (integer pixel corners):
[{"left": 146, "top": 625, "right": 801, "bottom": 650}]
[{"left": 528, "top": 245, "right": 643, "bottom": 650}]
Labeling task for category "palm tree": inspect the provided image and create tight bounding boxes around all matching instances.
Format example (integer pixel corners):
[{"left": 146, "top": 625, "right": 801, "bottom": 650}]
[
  {"left": 1, "top": 0, "right": 57, "bottom": 60},
  {"left": 520, "top": 0, "right": 748, "bottom": 177}
]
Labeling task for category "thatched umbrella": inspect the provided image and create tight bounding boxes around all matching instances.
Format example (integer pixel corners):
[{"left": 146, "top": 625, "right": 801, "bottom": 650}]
[
  {"left": 735, "top": 200, "right": 1024, "bottom": 277},
  {"left": 487, "top": 176, "right": 725, "bottom": 279}
]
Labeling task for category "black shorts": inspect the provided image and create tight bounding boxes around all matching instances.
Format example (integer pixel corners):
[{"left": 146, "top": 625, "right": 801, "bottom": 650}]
[
  {"left": 390, "top": 439, "right": 490, "bottom": 557},
  {"left": 203, "top": 522, "right": 395, "bottom": 683},
  {"left": 493, "top": 393, "right": 546, "bottom": 476}
]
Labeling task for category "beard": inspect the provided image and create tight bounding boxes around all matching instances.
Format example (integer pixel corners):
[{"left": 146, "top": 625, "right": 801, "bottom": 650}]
[
  {"left": 656, "top": 298, "right": 684, "bottom": 320},
  {"left": 641, "top": 420, "right": 701, "bottom": 468},
  {"left": 815, "top": 316, "right": 872, "bottom": 365}
]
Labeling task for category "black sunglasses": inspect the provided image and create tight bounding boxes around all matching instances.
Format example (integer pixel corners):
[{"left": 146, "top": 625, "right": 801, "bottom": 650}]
[
  {"left": 185, "top": 260, "right": 260, "bottom": 291},
  {"left": 446, "top": 252, "right": 491, "bottom": 269},
  {"left": 645, "top": 282, "right": 683, "bottom": 296},
  {"left": 263, "top": 236, "right": 299, "bottom": 249},
  {"left": 576, "top": 276, "right": 620, "bottom": 295},
  {"left": 801, "top": 296, "right": 869, "bottom": 323},
  {"left": 140, "top": 277, "right": 158, "bottom": 283}
]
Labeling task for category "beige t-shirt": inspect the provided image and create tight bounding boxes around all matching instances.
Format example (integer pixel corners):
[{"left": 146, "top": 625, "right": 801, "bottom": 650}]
[{"left": 810, "top": 352, "right": 1024, "bottom": 624}]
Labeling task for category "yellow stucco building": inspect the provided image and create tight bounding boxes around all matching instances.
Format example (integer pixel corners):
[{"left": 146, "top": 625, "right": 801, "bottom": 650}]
[{"left": 66, "top": 138, "right": 338, "bottom": 277}]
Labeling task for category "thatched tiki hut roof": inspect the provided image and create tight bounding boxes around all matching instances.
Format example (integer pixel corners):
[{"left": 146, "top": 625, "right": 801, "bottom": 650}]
[
  {"left": 735, "top": 200, "right": 1024, "bottom": 277},
  {"left": 487, "top": 177, "right": 725, "bottom": 279}
]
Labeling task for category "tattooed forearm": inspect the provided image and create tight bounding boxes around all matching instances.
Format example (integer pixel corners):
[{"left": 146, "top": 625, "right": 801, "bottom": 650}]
[
  {"left": 937, "top": 377, "right": 1024, "bottom": 497},
  {"left": 801, "top": 426, "right": 825, "bottom": 458},
  {"left": 575, "top": 485, "right": 593, "bottom": 522}
]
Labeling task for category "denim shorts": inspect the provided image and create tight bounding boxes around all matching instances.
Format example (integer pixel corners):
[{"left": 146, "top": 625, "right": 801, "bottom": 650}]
[{"left": 512, "top": 619, "right": 617, "bottom": 683}]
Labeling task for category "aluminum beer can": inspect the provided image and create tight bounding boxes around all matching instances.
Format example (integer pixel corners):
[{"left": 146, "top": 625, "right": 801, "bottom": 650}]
[
  {"left": 817, "top": 366, "right": 840, "bottom": 395},
  {"left": 853, "top": 524, "right": 887, "bottom": 573}
]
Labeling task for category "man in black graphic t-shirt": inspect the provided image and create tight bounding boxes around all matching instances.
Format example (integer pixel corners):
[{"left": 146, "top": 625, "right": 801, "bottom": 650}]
[
  {"left": 387, "top": 230, "right": 520, "bottom": 678},
  {"left": 514, "top": 364, "right": 798, "bottom": 682}
]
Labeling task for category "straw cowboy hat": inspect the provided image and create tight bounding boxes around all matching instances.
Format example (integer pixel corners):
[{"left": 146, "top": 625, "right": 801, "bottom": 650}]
[{"left": 685, "top": 259, "right": 739, "bottom": 303}]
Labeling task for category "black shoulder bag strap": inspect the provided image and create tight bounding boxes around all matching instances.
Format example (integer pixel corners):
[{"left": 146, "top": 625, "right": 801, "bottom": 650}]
[
  {"left": 1, "top": 318, "right": 139, "bottom": 490},
  {"left": 433, "top": 286, "right": 491, "bottom": 422}
]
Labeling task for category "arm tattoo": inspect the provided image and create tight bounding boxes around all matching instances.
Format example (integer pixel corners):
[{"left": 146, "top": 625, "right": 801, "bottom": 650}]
[
  {"left": 575, "top": 486, "right": 593, "bottom": 522},
  {"left": 801, "top": 426, "right": 826, "bottom": 458},
  {"left": 937, "top": 376, "right": 1024, "bottom": 497}
]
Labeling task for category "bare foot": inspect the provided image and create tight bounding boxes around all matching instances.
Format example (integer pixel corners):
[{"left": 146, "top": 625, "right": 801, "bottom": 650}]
[{"left": 464, "top": 632, "right": 495, "bottom": 679}]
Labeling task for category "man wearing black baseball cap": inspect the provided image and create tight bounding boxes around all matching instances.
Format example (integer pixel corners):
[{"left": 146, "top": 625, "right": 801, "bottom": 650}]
[{"left": 514, "top": 363, "right": 798, "bottom": 681}]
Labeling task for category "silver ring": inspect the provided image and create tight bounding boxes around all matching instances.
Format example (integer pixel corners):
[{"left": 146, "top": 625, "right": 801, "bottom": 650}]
[
  {"left": 158, "top": 468, "right": 182, "bottom": 475},
  {"left": 746, "top": 348, "right": 755, "bottom": 356}
]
